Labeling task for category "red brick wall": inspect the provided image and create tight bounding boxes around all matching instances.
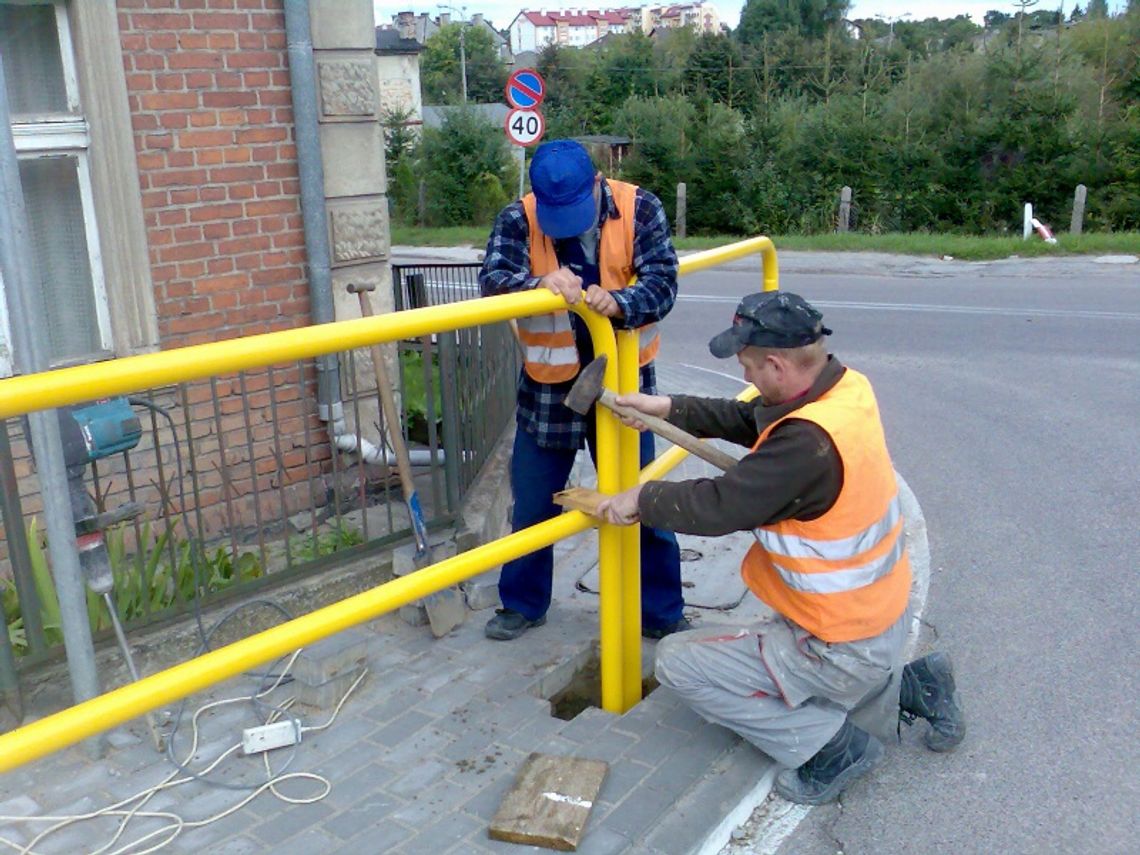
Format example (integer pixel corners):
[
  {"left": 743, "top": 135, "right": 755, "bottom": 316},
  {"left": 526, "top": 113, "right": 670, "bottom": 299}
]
[
  {"left": 111, "top": 0, "right": 329, "bottom": 546},
  {"left": 118, "top": 0, "right": 309, "bottom": 348}
]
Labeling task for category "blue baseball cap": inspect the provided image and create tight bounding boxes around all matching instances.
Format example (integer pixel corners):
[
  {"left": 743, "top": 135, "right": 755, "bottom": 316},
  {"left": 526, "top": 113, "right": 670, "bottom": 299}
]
[{"left": 529, "top": 139, "right": 598, "bottom": 239}]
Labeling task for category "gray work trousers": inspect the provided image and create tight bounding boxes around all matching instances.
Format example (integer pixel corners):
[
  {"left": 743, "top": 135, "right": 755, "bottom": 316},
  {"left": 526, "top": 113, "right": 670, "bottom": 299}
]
[{"left": 654, "top": 609, "right": 910, "bottom": 769}]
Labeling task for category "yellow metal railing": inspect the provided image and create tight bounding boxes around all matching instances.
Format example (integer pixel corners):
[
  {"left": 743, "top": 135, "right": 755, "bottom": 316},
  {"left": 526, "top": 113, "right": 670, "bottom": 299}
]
[{"left": 0, "top": 235, "right": 777, "bottom": 772}]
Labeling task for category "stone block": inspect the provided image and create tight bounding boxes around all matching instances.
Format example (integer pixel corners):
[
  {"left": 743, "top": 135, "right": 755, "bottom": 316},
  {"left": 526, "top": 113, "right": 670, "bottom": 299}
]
[
  {"left": 462, "top": 570, "right": 501, "bottom": 611},
  {"left": 295, "top": 667, "right": 366, "bottom": 712},
  {"left": 320, "top": 123, "right": 386, "bottom": 198},
  {"left": 309, "top": 0, "right": 374, "bottom": 49},
  {"left": 292, "top": 628, "right": 370, "bottom": 686}
]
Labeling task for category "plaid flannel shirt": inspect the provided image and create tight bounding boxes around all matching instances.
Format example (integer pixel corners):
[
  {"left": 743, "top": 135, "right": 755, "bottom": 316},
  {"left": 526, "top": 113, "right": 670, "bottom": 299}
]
[{"left": 479, "top": 179, "right": 679, "bottom": 450}]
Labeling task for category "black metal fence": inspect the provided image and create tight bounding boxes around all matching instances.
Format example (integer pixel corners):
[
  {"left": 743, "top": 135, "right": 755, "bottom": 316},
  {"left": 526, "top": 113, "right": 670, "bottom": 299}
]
[{"left": 0, "top": 264, "right": 519, "bottom": 678}]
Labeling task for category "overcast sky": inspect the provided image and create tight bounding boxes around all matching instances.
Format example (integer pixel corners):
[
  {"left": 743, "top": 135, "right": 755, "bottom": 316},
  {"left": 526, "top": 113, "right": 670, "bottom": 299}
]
[{"left": 375, "top": 2, "right": 1128, "bottom": 32}]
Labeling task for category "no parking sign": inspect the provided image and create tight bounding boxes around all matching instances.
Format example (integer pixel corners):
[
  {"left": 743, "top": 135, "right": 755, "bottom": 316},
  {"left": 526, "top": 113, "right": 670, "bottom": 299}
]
[{"left": 505, "top": 69, "right": 545, "bottom": 110}]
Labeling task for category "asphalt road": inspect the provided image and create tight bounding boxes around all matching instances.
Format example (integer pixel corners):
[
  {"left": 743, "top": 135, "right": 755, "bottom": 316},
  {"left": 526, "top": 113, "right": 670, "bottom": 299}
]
[{"left": 656, "top": 252, "right": 1140, "bottom": 855}]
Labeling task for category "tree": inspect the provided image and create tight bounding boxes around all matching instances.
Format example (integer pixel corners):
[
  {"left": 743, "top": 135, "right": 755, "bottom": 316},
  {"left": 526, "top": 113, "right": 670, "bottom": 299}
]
[
  {"left": 420, "top": 23, "right": 507, "bottom": 105},
  {"left": 1086, "top": 0, "right": 1108, "bottom": 17},
  {"left": 683, "top": 34, "right": 756, "bottom": 110},
  {"left": 419, "top": 109, "right": 514, "bottom": 226},
  {"left": 536, "top": 44, "right": 593, "bottom": 136},
  {"left": 737, "top": 0, "right": 851, "bottom": 43},
  {"left": 611, "top": 96, "right": 697, "bottom": 219}
]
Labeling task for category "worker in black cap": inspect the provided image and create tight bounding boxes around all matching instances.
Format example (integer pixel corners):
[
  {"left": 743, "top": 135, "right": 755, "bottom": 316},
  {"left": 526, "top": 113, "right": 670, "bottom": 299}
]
[{"left": 598, "top": 290, "right": 964, "bottom": 805}]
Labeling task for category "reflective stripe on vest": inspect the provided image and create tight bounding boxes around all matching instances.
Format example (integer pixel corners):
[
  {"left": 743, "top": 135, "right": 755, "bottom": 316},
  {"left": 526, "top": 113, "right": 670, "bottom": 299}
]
[
  {"left": 519, "top": 180, "right": 660, "bottom": 383},
  {"left": 740, "top": 368, "right": 911, "bottom": 643},
  {"left": 755, "top": 494, "right": 902, "bottom": 561},
  {"left": 763, "top": 512, "right": 905, "bottom": 593}
]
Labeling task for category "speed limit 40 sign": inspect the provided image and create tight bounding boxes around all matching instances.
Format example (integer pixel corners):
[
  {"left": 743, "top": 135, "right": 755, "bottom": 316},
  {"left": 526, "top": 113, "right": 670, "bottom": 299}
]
[{"left": 505, "top": 108, "right": 544, "bottom": 147}]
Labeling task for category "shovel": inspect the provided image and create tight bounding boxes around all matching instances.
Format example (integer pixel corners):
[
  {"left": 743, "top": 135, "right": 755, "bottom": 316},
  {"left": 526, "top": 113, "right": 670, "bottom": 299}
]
[{"left": 347, "top": 282, "right": 465, "bottom": 637}]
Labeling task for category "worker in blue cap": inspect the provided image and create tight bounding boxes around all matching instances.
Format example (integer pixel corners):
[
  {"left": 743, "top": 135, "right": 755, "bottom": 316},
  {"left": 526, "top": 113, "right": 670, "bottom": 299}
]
[{"left": 478, "top": 138, "right": 687, "bottom": 642}]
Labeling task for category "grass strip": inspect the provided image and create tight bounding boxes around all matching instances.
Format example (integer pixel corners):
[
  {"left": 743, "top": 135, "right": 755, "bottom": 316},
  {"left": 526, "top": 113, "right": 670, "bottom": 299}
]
[{"left": 391, "top": 226, "right": 1139, "bottom": 261}]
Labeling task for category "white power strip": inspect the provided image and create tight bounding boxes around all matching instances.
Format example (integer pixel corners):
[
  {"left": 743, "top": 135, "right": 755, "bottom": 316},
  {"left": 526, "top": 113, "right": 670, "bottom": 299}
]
[{"left": 241, "top": 720, "right": 301, "bottom": 754}]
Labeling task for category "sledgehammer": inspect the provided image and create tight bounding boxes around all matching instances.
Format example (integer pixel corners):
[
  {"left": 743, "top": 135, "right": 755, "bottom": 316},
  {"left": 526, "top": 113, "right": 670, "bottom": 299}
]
[{"left": 563, "top": 355, "right": 739, "bottom": 472}]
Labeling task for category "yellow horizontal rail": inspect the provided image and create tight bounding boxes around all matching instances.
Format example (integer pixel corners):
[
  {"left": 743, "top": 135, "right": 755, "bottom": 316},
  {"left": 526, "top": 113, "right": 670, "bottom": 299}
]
[
  {"left": 0, "top": 509, "right": 595, "bottom": 773},
  {"left": 0, "top": 289, "right": 569, "bottom": 420},
  {"left": 678, "top": 236, "right": 778, "bottom": 292}
]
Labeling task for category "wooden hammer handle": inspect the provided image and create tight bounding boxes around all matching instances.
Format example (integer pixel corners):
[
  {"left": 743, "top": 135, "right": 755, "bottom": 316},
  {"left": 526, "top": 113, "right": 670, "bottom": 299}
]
[{"left": 597, "top": 389, "right": 739, "bottom": 472}]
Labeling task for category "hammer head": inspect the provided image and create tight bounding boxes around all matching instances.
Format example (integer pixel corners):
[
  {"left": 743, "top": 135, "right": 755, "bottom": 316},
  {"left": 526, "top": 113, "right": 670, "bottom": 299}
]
[
  {"left": 563, "top": 355, "right": 607, "bottom": 415},
  {"left": 346, "top": 281, "right": 376, "bottom": 295}
]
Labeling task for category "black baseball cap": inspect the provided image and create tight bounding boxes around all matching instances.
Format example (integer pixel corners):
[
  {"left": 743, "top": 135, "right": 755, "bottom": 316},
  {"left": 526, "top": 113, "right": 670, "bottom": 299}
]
[{"left": 708, "top": 291, "right": 832, "bottom": 358}]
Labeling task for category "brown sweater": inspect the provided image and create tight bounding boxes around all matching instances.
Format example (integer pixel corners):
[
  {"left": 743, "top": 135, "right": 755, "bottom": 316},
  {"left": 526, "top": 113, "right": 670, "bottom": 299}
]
[{"left": 638, "top": 356, "right": 846, "bottom": 536}]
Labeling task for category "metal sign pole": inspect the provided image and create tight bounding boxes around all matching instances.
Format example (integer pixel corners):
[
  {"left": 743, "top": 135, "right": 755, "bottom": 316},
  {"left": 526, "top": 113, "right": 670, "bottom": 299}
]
[
  {"left": 518, "top": 145, "right": 525, "bottom": 199},
  {"left": 0, "top": 51, "right": 103, "bottom": 713}
]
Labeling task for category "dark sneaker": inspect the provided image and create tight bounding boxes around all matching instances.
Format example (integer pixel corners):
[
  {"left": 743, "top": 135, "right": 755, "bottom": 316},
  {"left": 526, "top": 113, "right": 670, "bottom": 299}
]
[
  {"left": 774, "top": 719, "right": 884, "bottom": 805},
  {"left": 899, "top": 652, "right": 966, "bottom": 752},
  {"left": 642, "top": 616, "right": 693, "bottom": 640},
  {"left": 484, "top": 608, "right": 546, "bottom": 641}
]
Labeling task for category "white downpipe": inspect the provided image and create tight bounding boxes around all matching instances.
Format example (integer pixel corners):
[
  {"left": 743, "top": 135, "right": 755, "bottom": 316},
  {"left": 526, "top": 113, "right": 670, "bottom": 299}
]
[{"left": 333, "top": 432, "right": 444, "bottom": 466}]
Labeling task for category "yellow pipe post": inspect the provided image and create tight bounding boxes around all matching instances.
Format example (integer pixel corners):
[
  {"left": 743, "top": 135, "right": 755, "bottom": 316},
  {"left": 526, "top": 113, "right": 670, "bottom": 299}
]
[
  {"left": 574, "top": 314, "right": 624, "bottom": 715},
  {"left": 616, "top": 330, "right": 643, "bottom": 710}
]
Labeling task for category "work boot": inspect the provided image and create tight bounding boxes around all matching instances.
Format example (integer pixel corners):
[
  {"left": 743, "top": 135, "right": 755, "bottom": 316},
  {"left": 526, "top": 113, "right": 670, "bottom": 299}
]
[
  {"left": 774, "top": 719, "right": 884, "bottom": 805},
  {"left": 484, "top": 608, "right": 545, "bottom": 641},
  {"left": 642, "top": 616, "right": 693, "bottom": 640},
  {"left": 899, "top": 652, "right": 965, "bottom": 752}
]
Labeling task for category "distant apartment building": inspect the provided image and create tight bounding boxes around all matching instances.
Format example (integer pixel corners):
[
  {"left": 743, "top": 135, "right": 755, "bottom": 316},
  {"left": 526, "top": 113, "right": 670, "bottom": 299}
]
[{"left": 507, "top": 5, "right": 720, "bottom": 54}]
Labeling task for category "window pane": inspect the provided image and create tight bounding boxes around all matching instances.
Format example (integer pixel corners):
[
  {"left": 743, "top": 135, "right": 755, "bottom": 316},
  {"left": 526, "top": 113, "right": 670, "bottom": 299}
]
[
  {"left": 18, "top": 155, "right": 100, "bottom": 364},
  {"left": 0, "top": 3, "right": 68, "bottom": 115}
]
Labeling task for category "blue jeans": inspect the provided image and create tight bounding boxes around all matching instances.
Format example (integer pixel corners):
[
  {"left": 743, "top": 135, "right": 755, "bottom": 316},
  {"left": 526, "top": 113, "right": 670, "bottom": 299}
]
[{"left": 498, "top": 426, "right": 684, "bottom": 631}]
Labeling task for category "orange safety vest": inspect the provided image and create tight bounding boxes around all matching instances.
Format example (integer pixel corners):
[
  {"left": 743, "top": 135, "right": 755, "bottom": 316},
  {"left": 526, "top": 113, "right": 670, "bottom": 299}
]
[
  {"left": 518, "top": 179, "right": 661, "bottom": 384},
  {"left": 741, "top": 368, "right": 911, "bottom": 643}
]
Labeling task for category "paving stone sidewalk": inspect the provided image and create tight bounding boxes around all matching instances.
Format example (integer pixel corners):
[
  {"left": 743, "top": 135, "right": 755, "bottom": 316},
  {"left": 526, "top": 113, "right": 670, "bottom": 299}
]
[{"left": 0, "top": 521, "right": 776, "bottom": 855}]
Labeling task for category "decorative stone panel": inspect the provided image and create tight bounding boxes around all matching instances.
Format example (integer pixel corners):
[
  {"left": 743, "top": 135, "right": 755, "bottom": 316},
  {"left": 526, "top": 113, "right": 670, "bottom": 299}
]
[
  {"left": 378, "top": 77, "right": 416, "bottom": 115},
  {"left": 329, "top": 199, "right": 391, "bottom": 266},
  {"left": 318, "top": 58, "right": 378, "bottom": 121}
]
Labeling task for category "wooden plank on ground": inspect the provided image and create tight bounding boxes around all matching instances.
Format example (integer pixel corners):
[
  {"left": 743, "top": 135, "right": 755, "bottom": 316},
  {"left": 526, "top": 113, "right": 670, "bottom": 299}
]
[
  {"left": 553, "top": 487, "right": 608, "bottom": 518},
  {"left": 489, "top": 752, "right": 609, "bottom": 851}
]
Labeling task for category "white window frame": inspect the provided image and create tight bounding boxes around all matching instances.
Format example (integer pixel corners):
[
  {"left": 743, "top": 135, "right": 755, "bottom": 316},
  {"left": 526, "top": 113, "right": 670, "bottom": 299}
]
[{"left": 1, "top": 0, "right": 157, "bottom": 377}]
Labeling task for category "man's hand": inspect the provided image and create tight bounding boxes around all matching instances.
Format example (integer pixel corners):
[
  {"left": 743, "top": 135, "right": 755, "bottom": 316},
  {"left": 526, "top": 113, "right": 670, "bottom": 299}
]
[
  {"left": 540, "top": 267, "right": 583, "bottom": 304},
  {"left": 598, "top": 485, "right": 642, "bottom": 526},
  {"left": 584, "top": 285, "right": 622, "bottom": 318},
  {"left": 610, "top": 392, "right": 671, "bottom": 430}
]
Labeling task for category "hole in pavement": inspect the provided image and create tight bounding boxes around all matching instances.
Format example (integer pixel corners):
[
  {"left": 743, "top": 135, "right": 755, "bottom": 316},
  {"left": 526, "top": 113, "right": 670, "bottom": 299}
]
[
  {"left": 679, "top": 548, "right": 702, "bottom": 561},
  {"left": 533, "top": 645, "right": 659, "bottom": 722}
]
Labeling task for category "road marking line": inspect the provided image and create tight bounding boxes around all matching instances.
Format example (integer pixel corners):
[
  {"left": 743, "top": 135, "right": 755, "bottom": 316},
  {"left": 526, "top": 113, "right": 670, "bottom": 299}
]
[{"left": 676, "top": 295, "right": 1140, "bottom": 322}]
